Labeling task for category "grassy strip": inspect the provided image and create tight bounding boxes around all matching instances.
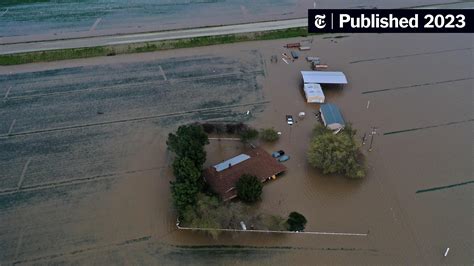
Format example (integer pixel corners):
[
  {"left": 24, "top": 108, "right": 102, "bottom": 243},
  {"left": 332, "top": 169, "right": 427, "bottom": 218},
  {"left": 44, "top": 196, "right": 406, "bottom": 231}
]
[
  {"left": 0, "top": 46, "right": 112, "bottom": 65},
  {"left": 0, "top": 27, "right": 311, "bottom": 65}
]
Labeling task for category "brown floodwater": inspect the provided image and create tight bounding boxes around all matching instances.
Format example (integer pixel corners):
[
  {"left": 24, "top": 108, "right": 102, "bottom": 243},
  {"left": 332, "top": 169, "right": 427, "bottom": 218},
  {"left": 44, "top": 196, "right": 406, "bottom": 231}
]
[{"left": 0, "top": 33, "right": 472, "bottom": 264}]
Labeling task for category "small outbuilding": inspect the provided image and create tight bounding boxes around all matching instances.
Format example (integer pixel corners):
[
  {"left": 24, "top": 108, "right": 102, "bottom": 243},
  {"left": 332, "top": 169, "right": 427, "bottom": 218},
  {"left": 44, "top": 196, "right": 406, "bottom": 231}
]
[
  {"left": 320, "top": 103, "right": 345, "bottom": 131},
  {"left": 303, "top": 83, "right": 325, "bottom": 103}
]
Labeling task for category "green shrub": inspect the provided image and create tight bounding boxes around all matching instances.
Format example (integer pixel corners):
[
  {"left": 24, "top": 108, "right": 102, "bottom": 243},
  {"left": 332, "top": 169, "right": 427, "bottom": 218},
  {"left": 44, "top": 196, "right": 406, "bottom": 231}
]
[
  {"left": 239, "top": 128, "right": 259, "bottom": 143},
  {"left": 260, "top": 128, "right": 279, "bottom": 142},
  {"left": 236, "top": 174, "right": 263, "bottom": 203},
  {"left": 286, "top": 212, "right": 307, "bottom": 232}
]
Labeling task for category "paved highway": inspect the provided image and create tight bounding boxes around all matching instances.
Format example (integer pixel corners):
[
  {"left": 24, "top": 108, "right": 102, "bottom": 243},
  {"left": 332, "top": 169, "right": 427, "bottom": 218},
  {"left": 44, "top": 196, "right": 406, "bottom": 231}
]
[
  {"left": 0, "top": 1, "right": 471, "bottom": 55},
  {"left": 0, "top": 19, "right": 307, "bottom": 55}
]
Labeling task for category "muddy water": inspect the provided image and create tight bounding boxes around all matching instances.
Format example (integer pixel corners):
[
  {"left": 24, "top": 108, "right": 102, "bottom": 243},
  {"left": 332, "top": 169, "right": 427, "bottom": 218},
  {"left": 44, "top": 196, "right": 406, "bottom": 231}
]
[
  {"left": 164, "top": 34, "right": 472, "bottom": 264},
  {"left": 0, "top": 33, "right": 472, "bottom": 264},
  {"left": 0, "top": 0, "right": 461, "bottom": 42},
  {"left": 260, "top": 34, "right": 472, "bottom": 264}
]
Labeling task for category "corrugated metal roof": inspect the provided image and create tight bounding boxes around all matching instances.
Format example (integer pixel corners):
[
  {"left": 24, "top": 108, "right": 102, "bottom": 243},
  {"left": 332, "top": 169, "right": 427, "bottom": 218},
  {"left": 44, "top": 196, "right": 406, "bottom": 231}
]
[
  {"left": 213, "top": 154, "right": 250, "bottom": 172},
  {"left": 301, "top": 71, "right": 348, "bottom": 84},
  {"left": 320, "top": 103, "right": 345, "bottom": 126}
]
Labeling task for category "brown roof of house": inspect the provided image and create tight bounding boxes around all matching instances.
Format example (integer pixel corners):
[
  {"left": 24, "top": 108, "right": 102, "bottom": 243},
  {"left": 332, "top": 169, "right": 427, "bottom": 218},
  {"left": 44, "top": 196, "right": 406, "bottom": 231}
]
[{"left": 203, "top": 147, "right": 287, "bottom": 201}]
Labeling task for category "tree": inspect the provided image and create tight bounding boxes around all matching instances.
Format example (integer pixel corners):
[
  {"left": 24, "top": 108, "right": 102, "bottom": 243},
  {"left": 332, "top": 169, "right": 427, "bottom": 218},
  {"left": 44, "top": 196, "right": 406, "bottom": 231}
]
[
  {"left": 286, "top": 212, "right": 307, "bottom": 232},
  {"left": 170, "top": 179, "right": 200, "bottom": 215},
  {"left": 260, "top": 128, "right": 279, "bottom": 142},
  {"left": 172, "top": 156, "right": 203, "bottom": 186},
  {"left": 225, "top": 123, "right": 237, "bottom": 134},
  {"left": 202, "top": 123, "right": 215, "bottom": 134},
  {"left": 239, "top": 128, "right": 259, "bottom": 143},
  {"left": 307, "top": 125, "right": 366, "bottom": 179},
  {"left": 181, "top": 193, "right": 236, "bottom": 239},
  {"left": 236, "top": 174, "right": 263, "bottom": 203},
  {"left": 167, "top": 124, "right": 209, "bottom": 167}
]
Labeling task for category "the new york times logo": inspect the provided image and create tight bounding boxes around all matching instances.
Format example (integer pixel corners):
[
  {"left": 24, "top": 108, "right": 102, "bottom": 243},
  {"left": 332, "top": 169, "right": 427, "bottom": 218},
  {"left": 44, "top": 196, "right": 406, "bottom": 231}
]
[
  {"left": 314, "top": 14, "right": 326, "bottom": 29},
  {"left": 308, "top": 9, "right": 474, "bottom": 33}
]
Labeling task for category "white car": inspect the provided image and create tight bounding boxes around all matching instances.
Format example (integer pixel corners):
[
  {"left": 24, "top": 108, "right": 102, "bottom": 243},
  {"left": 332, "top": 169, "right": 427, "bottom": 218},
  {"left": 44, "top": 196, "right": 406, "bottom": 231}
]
[{"left": 286, "top": 115, "right": 294, "bottom": 125}]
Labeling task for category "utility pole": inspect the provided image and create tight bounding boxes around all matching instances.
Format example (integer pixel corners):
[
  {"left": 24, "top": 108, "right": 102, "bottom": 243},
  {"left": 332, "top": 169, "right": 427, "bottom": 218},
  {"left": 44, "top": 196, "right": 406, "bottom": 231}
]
[{"left": 368, "top": 127, "right": 377, "bottom": 152}]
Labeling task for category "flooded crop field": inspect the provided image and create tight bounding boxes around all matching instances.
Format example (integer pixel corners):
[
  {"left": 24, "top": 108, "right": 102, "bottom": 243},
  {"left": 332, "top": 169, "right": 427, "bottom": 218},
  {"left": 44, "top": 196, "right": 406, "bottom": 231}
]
[
  {"left": 0, "top": 0, "right": 463, "bottom": 42},
  {"left": 0, "top": 33, "right": 472, "bottom": 264},
  {"left": 0, "top": 51, "right": 268, "bottom": 264}
]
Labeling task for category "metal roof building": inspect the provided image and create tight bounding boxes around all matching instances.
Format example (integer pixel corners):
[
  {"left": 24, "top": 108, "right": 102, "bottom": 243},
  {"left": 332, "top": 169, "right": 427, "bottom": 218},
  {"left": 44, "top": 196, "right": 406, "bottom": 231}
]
[
  {"left": 303, "top": 83, "right": 325, "bottom": 103},
  {"left": 301, "top": 71, "right": 348, "bottom": 84},
  {"left": 320, "top": 103, "right": 345, "bottom": 131}
]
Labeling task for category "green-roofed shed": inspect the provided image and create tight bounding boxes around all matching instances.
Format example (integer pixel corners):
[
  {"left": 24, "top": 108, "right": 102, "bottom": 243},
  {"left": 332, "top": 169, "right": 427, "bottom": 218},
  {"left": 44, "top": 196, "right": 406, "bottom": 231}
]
[{"left": 320, "top": 103, "right": 345, "bottom": 131}]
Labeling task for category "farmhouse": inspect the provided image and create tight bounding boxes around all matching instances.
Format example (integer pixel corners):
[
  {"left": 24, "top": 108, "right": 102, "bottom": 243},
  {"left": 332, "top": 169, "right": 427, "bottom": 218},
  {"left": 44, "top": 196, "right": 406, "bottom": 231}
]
[{"left": 203, "top": 147, "right": 286, "bottom": 201}]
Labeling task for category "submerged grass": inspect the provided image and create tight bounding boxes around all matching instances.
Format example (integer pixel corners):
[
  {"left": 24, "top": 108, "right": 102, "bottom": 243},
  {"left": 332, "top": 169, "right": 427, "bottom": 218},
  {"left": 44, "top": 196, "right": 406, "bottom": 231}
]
[{"left": 0, "top": 27, "right": 312, "bottom": 65}]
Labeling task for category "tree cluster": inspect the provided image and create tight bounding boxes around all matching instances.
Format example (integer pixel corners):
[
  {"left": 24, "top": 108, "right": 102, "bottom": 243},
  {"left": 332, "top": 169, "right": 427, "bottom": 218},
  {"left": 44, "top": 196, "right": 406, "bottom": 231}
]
[
  {"left": 181, "top": 193, "right": 307, "bottom": 237},
  {"left": 200, "top": 122, "right": 271, "bottom": 143},
  {"left": 167, "top": 125, "right": 209, "bottom": 215},
  {"left": 167, "top": 124, "right": 209, "bottom": 167},
  {"left": 181, "top": 193, "right": 246, "bottom": 238},
  {"left": 307, "top": 125, "right": 366, "bottom": 179},
  {"left": 201, "top": 122, "right": 249, "bottom": 135}
]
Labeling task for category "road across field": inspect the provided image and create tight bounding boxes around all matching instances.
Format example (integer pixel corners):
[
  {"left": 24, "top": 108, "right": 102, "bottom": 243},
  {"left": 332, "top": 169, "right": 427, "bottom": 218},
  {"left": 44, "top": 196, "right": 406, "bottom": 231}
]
[
  {"left": 1, "top": 1, "right": 473, "bottom": 55},
  {"left": 0, "top": 19, "right": 307, "bottom": 55}
]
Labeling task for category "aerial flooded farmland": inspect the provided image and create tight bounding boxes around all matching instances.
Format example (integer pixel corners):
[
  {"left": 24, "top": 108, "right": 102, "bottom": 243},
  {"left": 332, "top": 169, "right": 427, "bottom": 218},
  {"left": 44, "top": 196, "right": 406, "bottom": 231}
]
[
  {"left": 0, "top": 1, "right": 472, "bottom": 265},
  {"left": 0, "top": 0, "right": 464, "bottom": 40},
  {"left": 1, "top": 0, "right": 301, "bottom": 39}
]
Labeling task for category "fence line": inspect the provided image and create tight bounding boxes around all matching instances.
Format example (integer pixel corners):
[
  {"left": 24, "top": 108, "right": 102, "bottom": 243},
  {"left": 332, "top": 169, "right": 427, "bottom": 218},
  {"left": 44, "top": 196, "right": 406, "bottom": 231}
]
[{"left": 176, "top": 223, "right": 368, "bottom": 237}]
